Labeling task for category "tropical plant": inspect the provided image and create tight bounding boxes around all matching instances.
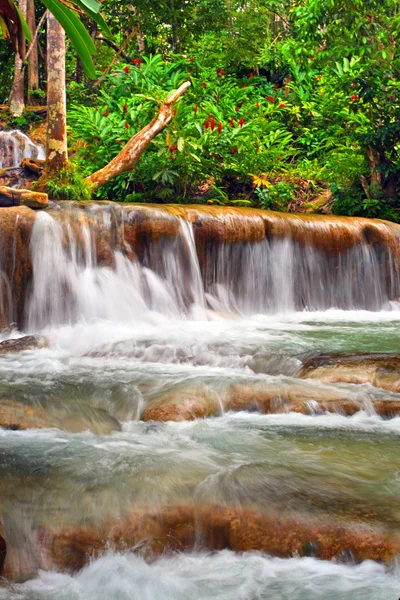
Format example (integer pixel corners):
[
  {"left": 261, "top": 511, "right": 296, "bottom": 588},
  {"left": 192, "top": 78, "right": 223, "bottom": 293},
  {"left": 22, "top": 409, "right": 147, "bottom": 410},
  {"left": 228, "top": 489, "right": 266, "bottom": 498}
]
[{"left": 0, "top": 0, "right": 110, "bottom": 77}]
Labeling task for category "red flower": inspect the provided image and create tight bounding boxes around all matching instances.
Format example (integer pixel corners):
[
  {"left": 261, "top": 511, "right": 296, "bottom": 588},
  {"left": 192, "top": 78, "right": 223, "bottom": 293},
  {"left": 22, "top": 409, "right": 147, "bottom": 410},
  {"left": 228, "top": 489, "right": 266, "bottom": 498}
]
[
  {"left": 133, "top": 59, "right": 141, "bottom": 66},
  {"left": 194, "top": 104, "right": 198, "bottom": 114},
  {"left": 232, "top": 146, "right": 238, "bottom": 154},
  {"left": 217, "top": 69, "right": 225, "bottom": 76},
  {"left": 211, "top": 117, "right": 216, "bottom": 131},
  {"left": 124, "top": 66, "right": 129, "bottom": 74},
  {"left": 217, "top": 122, "right": 223, "bottom": 134},
  {"left": 295, "top": 123, "right": 300, "bottom": 127},
  {"left": 350, "top": 95, "right": 359, "bottom": 101},
  {"left": 235, "top": 106, "right": 240, "bottom": 112},
  {"left": 123, "top": 103, "right": 127, "bottom": 112},
  {"left": 249, "top": 73, "right": 254, "bottom": 78},
  {"left": 242, "top": 84, "right": 247, "bottom": 88},
  {"left": 173, "top": 108, "right": 177, "bottom": 116},
  {"left": 202, "top": 82, "right": 207, "bottom": 88},
  {"left": 229, "top": 117, "right": 235, "bottom": 127},
  {"left": 279, "top": 103, "right": 287, "bottom": 108},
  {"left": 104, "top": 108, "right": 109, "bottom": 117},
  {"left": 101, "top": 67, "right": 106, "bottom": 72},
  {"left": 238, "top": 117, "right": 245, "bottom": 128},
  {"left": 256, "top": 102, "right": 260, "bottom": 108},
  {"left": 273, "top": 84, "right": 280, "bottom": 90},
  {"left": 311, "top": 55, "right": 315, "bottom": 59},
  {"left": 205, "top": 119, "right": 210, "bottom": 129},
  {"left": 125, "top": 122, "right": 129, "bottom": 129},
  {"left": 189, "top": 57, "right": 195, "bottom": 62},
  {"left": 266, "top": 96, "right": 275, "bottom": 103},
  {"left": 170, "top": 145, "right": 177, "bottom": 152}
]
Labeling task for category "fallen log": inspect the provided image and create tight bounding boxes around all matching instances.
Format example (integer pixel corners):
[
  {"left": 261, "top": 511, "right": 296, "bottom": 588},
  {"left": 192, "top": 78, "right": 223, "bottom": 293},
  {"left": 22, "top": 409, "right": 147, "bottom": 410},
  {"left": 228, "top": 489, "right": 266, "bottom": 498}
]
[
  {"left": 85, "top": 81, "right": 191, "bottom": 189},
  {"left": 0, "top": 186, "right": 48, "bottom": 208}
]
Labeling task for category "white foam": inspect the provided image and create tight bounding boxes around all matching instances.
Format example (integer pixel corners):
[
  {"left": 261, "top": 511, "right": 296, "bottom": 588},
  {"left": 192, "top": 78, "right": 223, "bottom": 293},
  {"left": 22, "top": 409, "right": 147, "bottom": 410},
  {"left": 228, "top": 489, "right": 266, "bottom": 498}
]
[{"left": 0, "top": 551, "right": 398, "bottom": 600}]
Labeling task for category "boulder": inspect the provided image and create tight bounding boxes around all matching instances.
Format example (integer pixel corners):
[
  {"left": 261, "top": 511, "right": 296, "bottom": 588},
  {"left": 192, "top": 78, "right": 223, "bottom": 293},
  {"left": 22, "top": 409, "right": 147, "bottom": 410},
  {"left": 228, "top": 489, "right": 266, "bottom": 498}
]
[
  {"left": 141, "top": 389, "right": 221, "bottom": 422},
  {"left": 0, "top": 335, "right": 47, "bottom": 355},
  {"left": 301, "top": 353, "right": 400, "bottom": 393}
]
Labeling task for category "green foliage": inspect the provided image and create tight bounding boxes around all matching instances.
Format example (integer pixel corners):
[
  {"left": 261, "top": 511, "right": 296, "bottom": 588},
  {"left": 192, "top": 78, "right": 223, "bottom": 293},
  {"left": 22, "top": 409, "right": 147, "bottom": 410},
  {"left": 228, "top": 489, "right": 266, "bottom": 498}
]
[
  {"left": 60, "top": 0, "right": 400, "bottom": 218},
  {"left": 40, "top": 164, "right": 93, "bottom": 200},
  {"left": 255, "top": 182, "right": 294, "bottom": 212}
]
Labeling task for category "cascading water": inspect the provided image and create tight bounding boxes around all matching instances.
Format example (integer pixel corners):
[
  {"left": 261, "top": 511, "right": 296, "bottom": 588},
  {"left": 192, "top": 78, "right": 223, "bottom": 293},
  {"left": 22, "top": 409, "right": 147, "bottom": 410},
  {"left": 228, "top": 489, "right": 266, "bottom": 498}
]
[
  {"left": 26, "top": 203, "right": 400, "bottom": 332},
  {"left": 0, "top": 130, "right": 45, "bottom": 169},
  {"left": 1, "top": 202, "right": 400, "bottom": 599}
]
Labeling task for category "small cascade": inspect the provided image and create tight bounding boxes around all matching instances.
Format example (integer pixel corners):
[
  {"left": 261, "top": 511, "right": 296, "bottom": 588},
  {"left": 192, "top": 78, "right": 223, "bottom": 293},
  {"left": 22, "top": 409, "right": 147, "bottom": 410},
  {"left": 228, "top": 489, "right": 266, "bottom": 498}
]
[
  {"left": 0, "top": 130, "right": 45, "bottom": 169},
  {"left": 24, "top": 203, "right": 400, "bottom": 331}
]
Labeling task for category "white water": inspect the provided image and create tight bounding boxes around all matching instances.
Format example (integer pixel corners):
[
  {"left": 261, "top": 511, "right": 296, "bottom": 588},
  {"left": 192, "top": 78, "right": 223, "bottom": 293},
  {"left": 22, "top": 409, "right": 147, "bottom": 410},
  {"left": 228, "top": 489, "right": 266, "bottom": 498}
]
[
  {"left": 26, "top": 207, "right": 400, "bottom": 333},
  {"left": 1, "top": 551, "right": 398, "bottom": 600},
  {"left": 2, "top": 205, "right": 400, "bottom": 595},
  {"left": 0, "top": 129, "right": 45, "bottom": 168}
]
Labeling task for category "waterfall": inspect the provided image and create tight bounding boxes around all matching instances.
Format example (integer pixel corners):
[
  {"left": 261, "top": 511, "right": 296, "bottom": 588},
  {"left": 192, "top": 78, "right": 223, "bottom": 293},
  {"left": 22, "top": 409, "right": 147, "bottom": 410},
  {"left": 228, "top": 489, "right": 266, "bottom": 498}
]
[
  {"left": 0, "top": 130, "right": 45, "bottom": 169},
  {"left": 25, "top": 203, "right": 400, "bottom": 331}
]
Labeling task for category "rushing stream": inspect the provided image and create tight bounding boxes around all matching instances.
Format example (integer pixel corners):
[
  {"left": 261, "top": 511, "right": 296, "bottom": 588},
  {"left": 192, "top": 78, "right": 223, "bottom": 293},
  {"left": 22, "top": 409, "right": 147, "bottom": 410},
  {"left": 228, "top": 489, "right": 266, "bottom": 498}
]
[{"left": 1, "top": 203, "right": 400, "bottom": 599}]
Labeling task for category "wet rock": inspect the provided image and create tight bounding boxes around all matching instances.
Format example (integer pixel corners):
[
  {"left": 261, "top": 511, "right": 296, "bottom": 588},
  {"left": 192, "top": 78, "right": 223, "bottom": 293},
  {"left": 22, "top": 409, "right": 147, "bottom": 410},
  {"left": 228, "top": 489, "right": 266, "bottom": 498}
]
[
  {"left": 228, "top": 381, "right": 400, "bottom": 418},
  {"left": 301, "top": 353, "right": 400, "bottom": 393},
  {"left": 0, "top": 206, "right": 36, "bottom": 330},
  {"left": 42, "top": 505, "right": 399, "bottom": 577},
  {"left": 0, "top": 186, "right": 48, "bottom": 209},
  {"left": 0, "top": 400, "right": 121, "bottom": 434},
  {"left": 0, "top": 335, "right": 47, "bottom": 354},
  {"left": 141, "top": 389, "right": 221, "bottom": 422}
]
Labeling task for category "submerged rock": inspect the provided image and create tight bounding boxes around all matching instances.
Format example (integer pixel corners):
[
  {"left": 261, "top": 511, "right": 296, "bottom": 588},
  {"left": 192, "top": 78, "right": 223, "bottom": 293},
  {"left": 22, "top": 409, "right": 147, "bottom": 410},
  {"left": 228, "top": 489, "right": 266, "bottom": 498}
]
[
  {"left": 301, "top": 353, "right": 400, "bottom": 393},
  {"left": 0, "top": 399, "right": 121, "bottom": 434}
]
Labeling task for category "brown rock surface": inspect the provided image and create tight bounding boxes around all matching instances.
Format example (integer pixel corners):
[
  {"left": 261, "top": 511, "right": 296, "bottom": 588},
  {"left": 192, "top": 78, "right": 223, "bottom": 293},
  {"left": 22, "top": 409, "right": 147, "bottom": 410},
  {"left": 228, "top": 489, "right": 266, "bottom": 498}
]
[
  {"left": 301, "top": 353, "right": 400, "bottom": 393},
  {"left": 0, "top": 206, "right": 36, "bottom": 330},
  {"left": 0, "top": 399, "right": 121, "bottom": 434},
  {"left": 0, "top": 186, "right": 48, "bottom": 209},
  {"left": 0, "top": 335, "right": 47, "bottom": 354},
  {"left": 43, "top": 505, "right": 399, "bottom": 576},
  {"left": 141, "top": 389, "right": 221, "bottom": 422}
]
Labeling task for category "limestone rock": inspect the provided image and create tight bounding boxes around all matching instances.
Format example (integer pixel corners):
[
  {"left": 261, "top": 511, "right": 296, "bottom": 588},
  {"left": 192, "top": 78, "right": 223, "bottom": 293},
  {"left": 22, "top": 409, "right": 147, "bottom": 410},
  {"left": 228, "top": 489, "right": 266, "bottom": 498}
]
[
  {"left": 0, "top": 335, "right": 47, "bottom": 355},
  {"left": 301, "top": 353, "right": 400, "bottom": 393},
  {"left": 0, "top": 186, "right": 48, "bottom": 209},
  {"left": 0, "top": 399, "right": 121, "bottom": 434}
]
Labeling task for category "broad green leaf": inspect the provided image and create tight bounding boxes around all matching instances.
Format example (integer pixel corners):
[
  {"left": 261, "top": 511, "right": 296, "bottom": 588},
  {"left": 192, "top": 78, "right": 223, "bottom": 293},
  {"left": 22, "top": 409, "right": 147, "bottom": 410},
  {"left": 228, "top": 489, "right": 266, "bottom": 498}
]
[
  {"left": 14, "top": 3, "right": 32, "bottom": 41},
  {"left": 73, "top": 0, "right": 112, "bottom": 38},
  {"left": 41, "top": 0, "right": 96, "bottom": 78}
]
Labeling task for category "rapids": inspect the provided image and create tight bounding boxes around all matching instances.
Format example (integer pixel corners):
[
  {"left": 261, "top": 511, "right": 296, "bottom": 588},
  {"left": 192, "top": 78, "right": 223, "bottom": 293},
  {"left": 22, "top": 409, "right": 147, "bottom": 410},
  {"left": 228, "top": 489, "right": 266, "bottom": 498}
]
[{"left": 0, "top": 203, "right": 400, "bottom": 598}]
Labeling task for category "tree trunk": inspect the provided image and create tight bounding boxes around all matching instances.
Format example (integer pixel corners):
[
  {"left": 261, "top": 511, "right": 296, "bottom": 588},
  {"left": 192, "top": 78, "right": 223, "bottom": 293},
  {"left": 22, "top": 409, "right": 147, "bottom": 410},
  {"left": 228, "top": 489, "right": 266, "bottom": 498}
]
[
  {"left": 9, "top": 0, "right": 27, "bottom": 117},
  {"left": 27, "top": 0, "right": 39, "bottom": 102},
  {"left": 46, "top": 11, "right": 68, "bottom": 171},
  {"left": 85, "top": 81, "right": 190, "bottom": 189}
]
